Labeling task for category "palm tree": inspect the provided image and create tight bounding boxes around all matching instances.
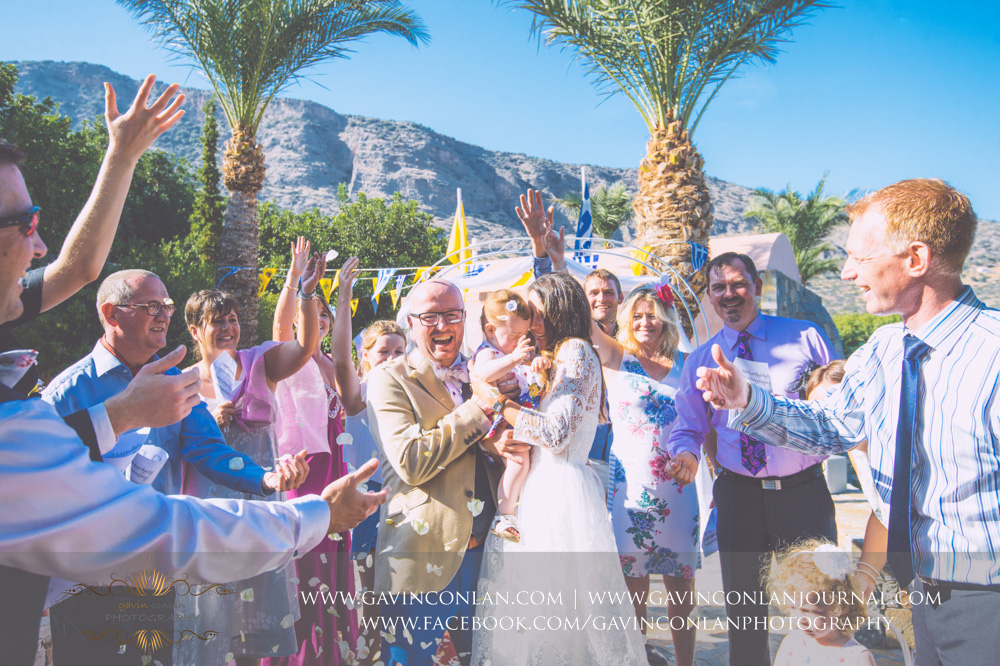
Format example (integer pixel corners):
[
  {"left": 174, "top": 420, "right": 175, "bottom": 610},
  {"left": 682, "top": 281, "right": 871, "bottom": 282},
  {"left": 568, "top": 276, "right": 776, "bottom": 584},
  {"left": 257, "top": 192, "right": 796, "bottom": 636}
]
[
  {"left": 556, "top": 181, "right": 634, "bottom": 239},
  {"left": 118, "top": 0, "right": 428, "bottom": 343},
  {"left": 505, "top": 0, "right": 832, "bottom": 330},
  {"left": 742, "top": 172, "right": 848, "bottom": 285}
]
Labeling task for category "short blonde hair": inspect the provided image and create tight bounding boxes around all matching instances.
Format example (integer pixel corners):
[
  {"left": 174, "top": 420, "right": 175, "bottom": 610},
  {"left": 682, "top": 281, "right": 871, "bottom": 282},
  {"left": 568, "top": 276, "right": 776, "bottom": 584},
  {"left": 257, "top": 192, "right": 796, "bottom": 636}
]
[
  {"left": 847, "top": 178, "right": 976, "bottom": 275},
  {"left": 768, "top": 538, "right": 868, "bottom": 634},
  {"left": 805, "top": 360, "right": 846, "bottom": 399},
  {"left": 480, "top": 289, "right": 531, "bottom": 332},
  {"left": 615, "top": 287, "right": 680, "bottom": 359}
]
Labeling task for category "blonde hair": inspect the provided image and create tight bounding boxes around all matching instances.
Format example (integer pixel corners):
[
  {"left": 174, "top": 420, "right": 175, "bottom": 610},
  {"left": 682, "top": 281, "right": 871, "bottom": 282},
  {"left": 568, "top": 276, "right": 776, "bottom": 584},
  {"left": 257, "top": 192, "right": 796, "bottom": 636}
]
[
  {"left": 480, "top": 289, "right": 531, "bottom": 332},
  {"left": 360, "top": 320, "right": 407, "bottom": 379},
  {"left": 615, "top": 287, "right": 680, "bottom": 359},
  {"left": 768, "top": 538, "right": 868, "bottom": 634},
  {"left": 846, "top": 178, "right": 976, "bottom": 275},
  {"left": 806, "top": 360, "right": 846, "bottom": 399}
]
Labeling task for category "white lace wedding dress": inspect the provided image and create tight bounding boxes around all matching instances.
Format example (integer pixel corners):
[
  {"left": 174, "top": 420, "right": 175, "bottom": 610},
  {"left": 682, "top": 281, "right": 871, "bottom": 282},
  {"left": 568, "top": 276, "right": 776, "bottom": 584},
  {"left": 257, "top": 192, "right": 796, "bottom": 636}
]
[{"left": 472, "top": 339, "right": 648, "bottom": 666}]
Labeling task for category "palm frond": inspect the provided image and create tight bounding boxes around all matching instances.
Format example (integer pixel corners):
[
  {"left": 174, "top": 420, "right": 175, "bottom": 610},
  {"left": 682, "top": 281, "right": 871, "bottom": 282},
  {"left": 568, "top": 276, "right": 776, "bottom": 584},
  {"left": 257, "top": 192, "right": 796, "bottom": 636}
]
[
  {"left": 118, "top": 0, "right": 428, "bottom": 131},
  {"left": 504, "top": 0, "right": 833, "bottom": 135}
]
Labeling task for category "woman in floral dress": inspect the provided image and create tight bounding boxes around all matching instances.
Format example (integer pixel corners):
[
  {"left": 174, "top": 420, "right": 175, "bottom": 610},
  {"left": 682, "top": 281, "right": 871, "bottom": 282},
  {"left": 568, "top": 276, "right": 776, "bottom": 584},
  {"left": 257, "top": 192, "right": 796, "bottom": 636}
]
[{"left": 591, "top": 282, "right": 701, "bottom": 666}]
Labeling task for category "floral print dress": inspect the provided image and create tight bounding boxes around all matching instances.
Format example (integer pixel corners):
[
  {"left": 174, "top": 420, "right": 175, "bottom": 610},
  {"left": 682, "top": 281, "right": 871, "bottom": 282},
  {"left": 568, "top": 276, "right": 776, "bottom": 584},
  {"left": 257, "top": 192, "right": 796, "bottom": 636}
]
[{"left": 607, "top": 353, "right": 701, "bottom": 578}]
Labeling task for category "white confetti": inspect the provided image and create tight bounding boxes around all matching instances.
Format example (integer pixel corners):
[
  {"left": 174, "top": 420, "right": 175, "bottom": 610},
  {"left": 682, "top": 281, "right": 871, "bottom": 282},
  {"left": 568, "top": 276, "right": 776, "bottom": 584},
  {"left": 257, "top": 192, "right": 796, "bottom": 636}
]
[
  {"left": 228, "top": 457, "right": 244, "bottom": 471},
  {"left": 381, "top": 630, "right": 396, "bottom": 644},
  {"left": 467, "top": 499, "right": 484, "bottom": 517},
  {"left": 426, "top": 563, "right": 443, "bottom": 576},
  {"left": 421, "top": 641, "right": 433, "bottom": 650},
  {"left": 281, "top": 613, "right": 295, "bottom": 629},
  {"left": 224, "top": 653, "right": 234, "bottom": 663},
  {"left": 329, "top": 532, "right": 343, "bottom": 541},
  {"left": 337, "top": 433, "right": 354, "bottom": 446},
  {"left": 241, "top": 630, "right": 246, "bottom": 642},
  {"left": 272, "top": 644, "right": 280, "bottom": 653},
  {"left": 239, "top": 588, "right": 254, "bottom": 603},
  {"left": 290, "top": 577, "right": 299, "bottom": 584},
  {"left": 141, "top": 656, "right": 151, "bottom": 666},
  {"left": 357, "top": 643, "right": 370, "bottom": 659},
  {"left": 366, "top": 554, "right": 373, "bottom": 568},
  {"left": 309, "top": 577, "right": 321, "bottom": 587},
  {"left": 411, "top": 519, "right": 429, "bottom": 535}
]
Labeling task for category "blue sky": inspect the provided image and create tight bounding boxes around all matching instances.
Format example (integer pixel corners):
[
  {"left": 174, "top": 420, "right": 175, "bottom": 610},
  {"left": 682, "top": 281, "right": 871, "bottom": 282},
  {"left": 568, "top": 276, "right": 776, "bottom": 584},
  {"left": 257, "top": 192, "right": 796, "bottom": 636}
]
[{"left": 4, "top": 0, "right": 999, "bottom": 219}]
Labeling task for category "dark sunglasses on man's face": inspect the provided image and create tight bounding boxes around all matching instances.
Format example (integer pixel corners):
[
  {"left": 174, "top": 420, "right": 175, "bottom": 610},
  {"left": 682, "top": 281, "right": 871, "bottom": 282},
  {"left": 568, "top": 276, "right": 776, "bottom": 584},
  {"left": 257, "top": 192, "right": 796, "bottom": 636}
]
[{"left": 0, "top": 206, "right": 39, "bottom": 236}]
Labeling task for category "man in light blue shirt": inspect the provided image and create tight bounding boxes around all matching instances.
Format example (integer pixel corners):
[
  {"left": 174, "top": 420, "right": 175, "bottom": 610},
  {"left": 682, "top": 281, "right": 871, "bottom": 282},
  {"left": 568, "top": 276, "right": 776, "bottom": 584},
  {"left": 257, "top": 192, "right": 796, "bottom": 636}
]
[{"left": 691, "top": 179, "right": 999, "bottom": 666}]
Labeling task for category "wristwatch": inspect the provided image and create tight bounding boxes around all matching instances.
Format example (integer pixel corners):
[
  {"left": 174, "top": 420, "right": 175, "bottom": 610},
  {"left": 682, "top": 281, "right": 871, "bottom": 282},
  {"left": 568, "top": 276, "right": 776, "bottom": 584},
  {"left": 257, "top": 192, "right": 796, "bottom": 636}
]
[{"left": 491, "top": 396, "right": 508, "bottom": 416}]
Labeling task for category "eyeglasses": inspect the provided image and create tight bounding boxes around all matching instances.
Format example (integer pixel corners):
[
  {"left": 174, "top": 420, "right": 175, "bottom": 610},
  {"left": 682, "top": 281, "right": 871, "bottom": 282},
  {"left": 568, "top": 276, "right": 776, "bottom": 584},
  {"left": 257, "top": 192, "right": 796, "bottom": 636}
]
[
  {"left": 116, "top": 299, "right": 176, "bottom": 318},
  {"left": 0, "top": 206, "right": 40, "bottom": 236},
  {"left": 410, "top": 309, "right": 466, "bottom": 327}
]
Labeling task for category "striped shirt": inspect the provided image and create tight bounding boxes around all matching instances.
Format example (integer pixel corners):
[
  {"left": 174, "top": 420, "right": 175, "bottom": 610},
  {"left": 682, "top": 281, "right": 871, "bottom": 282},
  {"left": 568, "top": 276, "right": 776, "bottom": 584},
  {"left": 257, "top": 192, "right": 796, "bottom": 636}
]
[{"left": 733, "top": 287, "right": 1000, "bottom": 584}]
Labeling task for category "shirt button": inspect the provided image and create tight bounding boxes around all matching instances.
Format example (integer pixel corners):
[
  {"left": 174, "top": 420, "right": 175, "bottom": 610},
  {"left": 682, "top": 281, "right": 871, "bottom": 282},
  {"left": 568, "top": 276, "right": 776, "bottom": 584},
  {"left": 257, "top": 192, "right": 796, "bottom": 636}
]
[{"left": 465, "top": 490, "right": 474, "bottom": 498}]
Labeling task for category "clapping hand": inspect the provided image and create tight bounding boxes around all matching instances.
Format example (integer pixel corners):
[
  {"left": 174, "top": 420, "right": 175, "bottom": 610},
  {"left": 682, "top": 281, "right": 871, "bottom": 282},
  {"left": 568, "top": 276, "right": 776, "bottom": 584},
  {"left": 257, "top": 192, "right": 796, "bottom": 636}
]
[
  {"left": 299, "top": 251, "right": 327, "bottom": 295},
  {"left": 263, "top": 450, "right": 311, "bottom": 492},
  {"left": 541, "top": 216, "right": 566, "bottom": 270},
  {"left": 105, "top": 74, "right": 186, "bottom": 162},
  {"left": 695, "top": 344, "right": 750, "bottom": 410},
  {"left": 321, "top": 459, "right": 391, "bottom": 533},
  {"left": 287, "top": 237, "right": 311, "bottom": 284}
]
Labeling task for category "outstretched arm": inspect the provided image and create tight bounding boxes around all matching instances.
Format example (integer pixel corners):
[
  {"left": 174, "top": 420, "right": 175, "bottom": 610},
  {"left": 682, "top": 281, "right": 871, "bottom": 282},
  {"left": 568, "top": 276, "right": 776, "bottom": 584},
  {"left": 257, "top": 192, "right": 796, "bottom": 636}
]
[
  {"left": 41, "top": 75, "right": 185, "bottom": 312},
  {"left": 273, "top": 236, "right": 310, "bottom": 342},
  {"left": 330, "top": 257, "right": 365, "bottom": 416},
  {"left": 264, "top": 252, "right": 324, "bottom": 385}
]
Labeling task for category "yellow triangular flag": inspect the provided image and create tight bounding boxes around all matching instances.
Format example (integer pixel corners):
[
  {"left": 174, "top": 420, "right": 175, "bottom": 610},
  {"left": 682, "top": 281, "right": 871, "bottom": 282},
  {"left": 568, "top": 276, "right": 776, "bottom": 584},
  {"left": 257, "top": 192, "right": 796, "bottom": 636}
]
[
  {"left": 632, "top": 246, "right": 653, "bottom": 276},
  {"left": 510, "top": 270, "right": 532, "bottom": 288},
  {"left": 350, "top": 299, "right": 359, "bottom": 316},
  {"left": 390, "top": 289, "right": 400, "bottom": 309},
  {"left": 258, "top": 268, "right": 277, "bottom": 296},
  {"left": 413, "top": 268, "right": 426, "bottom": 283},
  {"left": 371, "top": 278, "right": 378, "bottom": 292},
  {"left": 319, "top": 278, "right": 334, "bottom": 303},
  {"left": 331, "top": 270, "right": 340, "bottom": 293},
  {"left": 446, "top": 189, "right": 471, "bottom": 264}
]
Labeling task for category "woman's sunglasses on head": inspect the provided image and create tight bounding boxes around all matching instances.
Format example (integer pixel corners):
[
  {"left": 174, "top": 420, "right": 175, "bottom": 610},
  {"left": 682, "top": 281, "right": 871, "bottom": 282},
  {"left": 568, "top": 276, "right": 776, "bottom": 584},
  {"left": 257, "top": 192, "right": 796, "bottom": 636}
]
[{"left": 0, "top": 206, "right": 39, "bottom": 236}]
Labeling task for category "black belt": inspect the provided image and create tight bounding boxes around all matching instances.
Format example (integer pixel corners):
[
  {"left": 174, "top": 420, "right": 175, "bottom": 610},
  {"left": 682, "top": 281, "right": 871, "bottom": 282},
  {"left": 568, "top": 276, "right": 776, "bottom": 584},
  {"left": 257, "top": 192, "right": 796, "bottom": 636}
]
[
  {"left": 918, "top": 577, "right": 1000, "bottom": 593},
  {"left": 718, "top": 462, "right": 824, "bottom": 491}
]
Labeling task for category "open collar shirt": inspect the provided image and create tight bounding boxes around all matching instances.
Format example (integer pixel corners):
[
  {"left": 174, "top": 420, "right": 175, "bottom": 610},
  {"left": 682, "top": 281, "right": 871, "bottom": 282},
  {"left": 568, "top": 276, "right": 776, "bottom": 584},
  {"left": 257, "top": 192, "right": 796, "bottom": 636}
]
[
  {"left": 733, "top": 287, "right": 1000, "bottom": 584},
  {"left": 42, "top": 342, "right": 268, "bottom": 496}
]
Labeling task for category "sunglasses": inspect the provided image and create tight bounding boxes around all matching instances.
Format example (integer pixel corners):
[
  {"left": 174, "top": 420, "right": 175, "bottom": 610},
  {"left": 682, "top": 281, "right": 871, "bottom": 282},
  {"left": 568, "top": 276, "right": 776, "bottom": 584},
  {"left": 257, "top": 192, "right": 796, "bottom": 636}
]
[{"left": 0, "top": 206, "right": 40, "bottom": 236}]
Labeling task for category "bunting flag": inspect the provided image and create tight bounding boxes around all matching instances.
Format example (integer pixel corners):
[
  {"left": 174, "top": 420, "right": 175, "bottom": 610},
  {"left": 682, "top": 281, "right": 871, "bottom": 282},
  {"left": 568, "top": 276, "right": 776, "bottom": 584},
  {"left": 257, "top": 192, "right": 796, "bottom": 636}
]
[
  {"left": 390, "top": 289, "right": 401, "bottom": 308},
  {"left": 350, "top": 299, "right": 359, "bottom": 316},
  {"left": 446, "top": 188, "right": 471, "bottom": 264},
  {"left": 332, "top": 270, "right": 340, "bottom": 293},
  {"left": 413, "top": 267, "right": 428, "bottom": 283},
  {"left": 319, "top": 278, "right": 334, "bottom": 303},
  {"left": 465, "top": 262, "right": 488, "bottom": 277},
  {"left": 689, "top": 242, "right": 709, "bottom": 271},
  {"left": 353, "top": 331, "right": 365, "bottom": 360},
  {"left": 395, "top": 274, "right": 407, "bottom": 294},
  {"left": 574, "top": 167, "right": 593, "bottom": 252},
  {"left": 510, "top": 270, "right": 532, "bottom": 288},
  {"left": 374, "top": 268, "right": 397, "bottom": 300},
  {"left": 631, "top": 246, "right": 653, "bottom": 276},
  {"left": 371, "top": 278, "right": 378, "bottom": 292},
  {"left": 258, "top": 268, "right": 277, "bottom": 296},
  {"left": 370, "top": 293, "right": 381, "bottom": 311}
]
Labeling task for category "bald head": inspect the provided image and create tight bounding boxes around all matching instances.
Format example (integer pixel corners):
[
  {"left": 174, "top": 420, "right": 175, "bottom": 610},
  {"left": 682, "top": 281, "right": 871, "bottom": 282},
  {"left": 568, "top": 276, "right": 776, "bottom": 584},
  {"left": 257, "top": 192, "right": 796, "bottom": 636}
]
[{"left": 405, "top": 279, "right": 466, "bottom": 366}]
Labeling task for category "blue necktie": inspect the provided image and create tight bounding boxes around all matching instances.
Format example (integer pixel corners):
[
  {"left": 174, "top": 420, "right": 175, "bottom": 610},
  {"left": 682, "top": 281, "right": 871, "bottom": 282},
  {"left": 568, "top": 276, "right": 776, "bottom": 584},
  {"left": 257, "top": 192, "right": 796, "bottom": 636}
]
[
  {"left": 887, "top": 334, "right": 931, "bottom": 588},
  {"left": 735, "top": 330, "right": 767, "bottom": 475}
]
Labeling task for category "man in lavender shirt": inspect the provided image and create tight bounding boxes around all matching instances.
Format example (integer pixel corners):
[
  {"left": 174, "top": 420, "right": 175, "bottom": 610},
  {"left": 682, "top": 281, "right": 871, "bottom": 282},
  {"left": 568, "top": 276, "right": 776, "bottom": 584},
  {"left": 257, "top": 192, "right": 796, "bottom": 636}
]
[{"left": 666, "top": 252, "right": 839, "bottom": 666}]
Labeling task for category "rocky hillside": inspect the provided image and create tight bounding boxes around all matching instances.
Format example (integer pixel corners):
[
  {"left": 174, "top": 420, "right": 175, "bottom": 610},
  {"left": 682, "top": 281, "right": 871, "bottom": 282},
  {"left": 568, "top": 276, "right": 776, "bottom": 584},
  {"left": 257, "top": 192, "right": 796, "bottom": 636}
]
[{"left": 12, "top": 60, "right": 998, "bottom": 312}]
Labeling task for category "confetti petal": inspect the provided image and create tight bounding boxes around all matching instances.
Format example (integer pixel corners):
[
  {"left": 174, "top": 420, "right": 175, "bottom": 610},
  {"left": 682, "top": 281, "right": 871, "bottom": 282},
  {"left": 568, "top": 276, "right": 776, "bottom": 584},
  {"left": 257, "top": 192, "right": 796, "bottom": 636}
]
[
  {"left": 141, "top": 657, "right": 152, "bottom": 666},
  {"left": 411, "top": 519, "right": 429, "bottom": 535},
  {"left": 366, "top": 554, "right": 373, "bottom": 568},
  {"left": 337, "top": 433, "right": 354, "bottom": 446},
  {"left": 467, "top": 499, "right": 484, "bottom": 517},
  {"left": 224, "top": 653, "right": 234, "bottom": 663},
  {"left": 426, "top": 563, "right": 443, "bottom": 576},
  {"left": 272, "top": 645, "right": 280, "bottom": 653},
  {"left": 228, "top": 457, "right": 244, "bottom": 471},
  {"left": 281, "top": 613, "right": 295, "bottom": 629},
  {"left": 239, "top": 589, "right": 254, "bottom": 603},
  {"left": 329, "top": 533, "right": 343, "bottom": 541},
  {"left": 309, "top": 577, "right": 321, "bottom": 587},
  {"left": 320, "top": 553, "right": 328, "bottom": 564}
]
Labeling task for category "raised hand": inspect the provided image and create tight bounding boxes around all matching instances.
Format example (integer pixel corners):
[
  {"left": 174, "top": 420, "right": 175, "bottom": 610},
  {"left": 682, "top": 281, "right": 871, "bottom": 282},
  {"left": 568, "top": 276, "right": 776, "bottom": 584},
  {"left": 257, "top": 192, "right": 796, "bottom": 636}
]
[
  {"left": 512, "top": 335, "right": 534, "bottom": 365},
  {"left": 695, "top": 344, "right": 750, "bottom": 410},
  {"left": 104, "top": 346, "right": 201, "bottom": 436},
  {"left": 337, "top": 256, "right": 360, "bottom": 307},
  {"left": 300, "top": 251, "right": 327, "bottom": 295},
  {"left": 105, "top": 74, "right": 186, "bottom": 163},
  {"left": 263, "top": 450, "right": 311, "bottom": 492},
  {"left": 288, "top": 236, "right": 311, "bottom": 282},
  {"left": 321, "top": 459, "right": 391, "bottom": 533},
  {"left": 542, "top": 219, "right": 567, "bottom": 269},
  {"left": 516, "top": 188, "right": 555, "bottom": 248}
]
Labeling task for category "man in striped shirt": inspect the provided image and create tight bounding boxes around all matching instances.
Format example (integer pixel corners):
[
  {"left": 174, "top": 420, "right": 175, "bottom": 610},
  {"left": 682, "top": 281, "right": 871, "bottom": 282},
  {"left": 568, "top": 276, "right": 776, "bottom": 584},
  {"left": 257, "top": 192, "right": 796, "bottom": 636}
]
[{"left": 686, "top": 179, "right": 999, "bottom": 666}]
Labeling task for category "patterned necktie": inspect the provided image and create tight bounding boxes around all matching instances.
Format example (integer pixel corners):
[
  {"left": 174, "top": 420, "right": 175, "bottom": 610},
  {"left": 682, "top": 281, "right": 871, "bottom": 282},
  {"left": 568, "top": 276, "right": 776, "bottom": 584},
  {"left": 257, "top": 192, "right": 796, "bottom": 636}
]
[
  {"left": 736, "top": 330, "right": 767, "bottom": 475},
  {"left": 887, "top": 334, "right": 931, "bottom": 588}
]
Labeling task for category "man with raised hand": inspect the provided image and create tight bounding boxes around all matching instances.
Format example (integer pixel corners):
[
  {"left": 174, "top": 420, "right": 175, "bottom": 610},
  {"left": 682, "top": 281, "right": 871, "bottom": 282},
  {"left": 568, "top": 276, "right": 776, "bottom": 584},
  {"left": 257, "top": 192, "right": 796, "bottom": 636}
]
[
  {"left": 0, "top": 135, "right": 387, "bottom": 666},
  {"left": 688, "top": 179, "right": 1000, "bottom": 666}
]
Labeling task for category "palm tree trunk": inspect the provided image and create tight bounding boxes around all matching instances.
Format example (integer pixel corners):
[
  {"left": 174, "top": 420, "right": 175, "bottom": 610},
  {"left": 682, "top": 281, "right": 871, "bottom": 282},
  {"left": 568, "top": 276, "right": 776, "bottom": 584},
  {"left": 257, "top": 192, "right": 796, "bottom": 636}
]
[
  {"left": 633, "top": 114, "right": 713, "bottom": 338},
  {"left": 217, "top": 125, "right": 266, "bottom": 346}
]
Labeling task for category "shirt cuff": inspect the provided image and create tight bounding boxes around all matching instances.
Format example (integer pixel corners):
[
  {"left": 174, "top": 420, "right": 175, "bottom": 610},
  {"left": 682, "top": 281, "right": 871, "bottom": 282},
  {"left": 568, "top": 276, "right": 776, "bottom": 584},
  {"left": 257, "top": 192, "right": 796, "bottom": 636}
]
[
  {"left": 286, "top": 495, "right": 332, "bottom": 557},
  {"left": 532, "top": 255, "right": 552, "bottom": 275},
  {"left": 89, "top": 403, "right": 117, "bottom": 456},
  {"left": 728, "top": 384, "right": 775, "bottom": 433}
]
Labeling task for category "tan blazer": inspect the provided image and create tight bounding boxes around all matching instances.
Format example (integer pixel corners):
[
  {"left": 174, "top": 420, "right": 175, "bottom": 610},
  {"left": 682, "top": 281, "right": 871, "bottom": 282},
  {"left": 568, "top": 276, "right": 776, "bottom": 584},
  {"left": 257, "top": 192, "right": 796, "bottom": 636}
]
[{"left": 366, "top": 349, "right": 501, "bottom": 593}]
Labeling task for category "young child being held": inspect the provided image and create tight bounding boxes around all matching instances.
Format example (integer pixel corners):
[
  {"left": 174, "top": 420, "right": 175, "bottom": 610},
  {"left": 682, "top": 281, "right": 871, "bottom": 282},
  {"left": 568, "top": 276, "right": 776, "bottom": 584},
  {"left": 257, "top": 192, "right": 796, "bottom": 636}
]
[
  {"left": 769, "top": 538, "right": 877, "bottom": 666},
  {"left": 470, "top": 289, "right": 550, "bottom": 543}
]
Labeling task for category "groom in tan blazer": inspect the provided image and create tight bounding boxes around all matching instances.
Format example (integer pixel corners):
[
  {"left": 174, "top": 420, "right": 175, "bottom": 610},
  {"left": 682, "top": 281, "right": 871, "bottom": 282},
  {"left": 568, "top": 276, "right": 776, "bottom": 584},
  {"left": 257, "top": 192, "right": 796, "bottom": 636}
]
[{"left": 367, "top": 279, "right": 526, "bottom": 666}]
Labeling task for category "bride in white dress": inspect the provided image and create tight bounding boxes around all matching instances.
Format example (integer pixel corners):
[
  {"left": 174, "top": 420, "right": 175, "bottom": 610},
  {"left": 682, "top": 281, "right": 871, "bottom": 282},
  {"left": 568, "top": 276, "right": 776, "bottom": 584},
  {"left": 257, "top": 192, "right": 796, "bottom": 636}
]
[{"left": 471, "top": 272, "right": 648, "bottom": 666}]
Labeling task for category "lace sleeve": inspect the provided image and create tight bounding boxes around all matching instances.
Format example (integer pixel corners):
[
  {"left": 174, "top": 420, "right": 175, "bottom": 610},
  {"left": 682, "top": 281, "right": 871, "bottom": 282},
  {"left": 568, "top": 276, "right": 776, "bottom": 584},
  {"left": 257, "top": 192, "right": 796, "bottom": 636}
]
[{"left": 512, "top": 339, "right": 601, "bottom": 453}]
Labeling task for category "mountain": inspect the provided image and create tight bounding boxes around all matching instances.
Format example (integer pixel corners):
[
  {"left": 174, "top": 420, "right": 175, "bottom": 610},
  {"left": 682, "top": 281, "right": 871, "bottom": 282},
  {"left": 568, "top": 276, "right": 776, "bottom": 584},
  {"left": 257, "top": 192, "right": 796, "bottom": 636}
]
[{"left": 12, "top": 60, "right": 998, "bottom": 312}]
